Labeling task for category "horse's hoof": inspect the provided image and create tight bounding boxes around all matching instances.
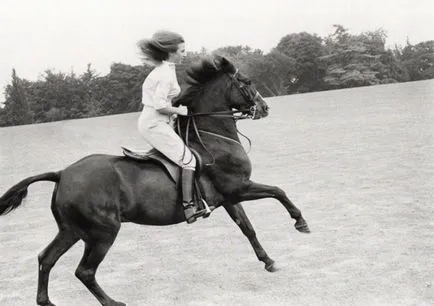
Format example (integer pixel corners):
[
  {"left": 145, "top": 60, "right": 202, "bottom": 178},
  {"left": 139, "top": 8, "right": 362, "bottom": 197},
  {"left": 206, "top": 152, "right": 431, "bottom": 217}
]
[
  {"left": 295, "top": 219, "right": 311, "bottom": 233},
  {"left": 265, "top": 261, "right": 280, "bottom": 272},
  {"left": 38, "top": 302, "right": 56, "bottom": 306},
  {"left": 109, "top": 302, "right": 127, "bottom": 306}
]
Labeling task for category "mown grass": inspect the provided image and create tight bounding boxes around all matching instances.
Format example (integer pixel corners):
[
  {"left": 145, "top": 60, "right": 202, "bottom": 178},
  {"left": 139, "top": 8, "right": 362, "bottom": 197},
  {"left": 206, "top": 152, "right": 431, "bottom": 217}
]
[{"left": 0, "top": 80, "right": 433, "bottom": 305}]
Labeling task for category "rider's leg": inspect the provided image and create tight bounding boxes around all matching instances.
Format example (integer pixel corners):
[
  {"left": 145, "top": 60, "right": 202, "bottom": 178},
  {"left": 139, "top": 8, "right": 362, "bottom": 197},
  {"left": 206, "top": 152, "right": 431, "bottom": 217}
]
[
  {"left": 180, "top": 154, "right": 199, "bottom": 223},
  {"left": 139, "top": 122, "right": 205, "bottom": 223}
]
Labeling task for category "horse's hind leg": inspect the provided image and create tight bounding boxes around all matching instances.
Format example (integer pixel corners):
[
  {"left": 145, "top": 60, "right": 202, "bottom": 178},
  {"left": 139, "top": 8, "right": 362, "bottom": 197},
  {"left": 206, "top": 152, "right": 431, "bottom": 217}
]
[
  {"left": 224, "top": 204, "right": 277, "bottom": 272},
  {"left": 37, "top": 184, "right": 80, "bottom": 306},
  {"left": 75, "top": 226, "right": 125, "bottom": 306},
  {"left": 37, "top": 229, "right": 79, "bottom": 306}
]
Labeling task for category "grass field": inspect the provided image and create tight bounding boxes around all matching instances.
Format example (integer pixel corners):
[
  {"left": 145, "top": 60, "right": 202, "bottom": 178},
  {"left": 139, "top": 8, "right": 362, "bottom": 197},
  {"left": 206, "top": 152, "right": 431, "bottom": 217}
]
[{"left": 0, "top": 80, "right": 433, "bottom": 306}]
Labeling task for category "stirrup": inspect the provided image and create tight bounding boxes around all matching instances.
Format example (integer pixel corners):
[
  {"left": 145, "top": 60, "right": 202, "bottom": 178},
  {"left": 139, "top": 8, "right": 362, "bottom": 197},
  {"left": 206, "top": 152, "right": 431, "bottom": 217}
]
[
  {"left": 183, "top": 203, "right": 197, "bottom": 224},
  {"left": 200, "top": 199, "right": 212, "bottom": 219},
  {"left": 183, "top": 200, "right": 211, "bottom": 221},
  {"left": 190, "top": 199, "right": 212, "bottom": 219}
]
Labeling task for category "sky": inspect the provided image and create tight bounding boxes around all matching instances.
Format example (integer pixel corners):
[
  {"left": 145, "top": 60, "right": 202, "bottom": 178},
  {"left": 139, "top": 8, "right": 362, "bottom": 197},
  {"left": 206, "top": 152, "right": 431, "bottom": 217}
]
[{"left": 0, "top": 0, "right": 433, "bottom": 100}]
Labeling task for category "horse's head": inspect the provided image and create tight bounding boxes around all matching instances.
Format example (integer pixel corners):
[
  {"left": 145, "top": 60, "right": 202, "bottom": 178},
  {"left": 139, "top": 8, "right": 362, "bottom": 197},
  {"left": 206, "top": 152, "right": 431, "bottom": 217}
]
[
  {"left": 218, "top": 56, "right": 269, "bottom": 119},
  {"left": 181, "top": 55, "right": 269, "bottom": 119}
]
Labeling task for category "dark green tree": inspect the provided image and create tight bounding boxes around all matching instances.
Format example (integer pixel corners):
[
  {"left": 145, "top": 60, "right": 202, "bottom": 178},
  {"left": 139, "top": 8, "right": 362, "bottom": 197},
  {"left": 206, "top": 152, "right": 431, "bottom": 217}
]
[
  {"left": 276, "top": 32, "right": 326, "bottom": 93},
  {"left": 320, "top": 25, "right": 396, "bottom": 89},
  {"left": 35, "top": 70, "right": 75, "bottom": 121},
  {"left": 396, "top": 40, "right": 434, "bottom": 81},
  {"left": 213, "top": 45, "right": 293, "bottom": 96},
  {"left": 243, "top": 49, "right": 295, "bottom": 97},
  {"left": 97, "top": 63, "right": 152, "bottom": 115},
  {"left": 0, "top": 69, "right": 32, "bottom": 126}
]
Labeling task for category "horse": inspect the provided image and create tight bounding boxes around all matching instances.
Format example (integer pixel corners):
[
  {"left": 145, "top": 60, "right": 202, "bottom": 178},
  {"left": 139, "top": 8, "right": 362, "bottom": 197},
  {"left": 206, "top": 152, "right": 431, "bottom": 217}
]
[{"left": 0, "top": 55, "right": 310, "bottom": 306}]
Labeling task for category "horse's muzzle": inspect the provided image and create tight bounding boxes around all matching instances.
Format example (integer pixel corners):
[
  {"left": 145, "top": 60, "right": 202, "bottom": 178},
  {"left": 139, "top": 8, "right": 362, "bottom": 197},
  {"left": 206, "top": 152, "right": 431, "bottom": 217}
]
[{"left": 252, "top": 101, "right": 269, "bottom": 119}]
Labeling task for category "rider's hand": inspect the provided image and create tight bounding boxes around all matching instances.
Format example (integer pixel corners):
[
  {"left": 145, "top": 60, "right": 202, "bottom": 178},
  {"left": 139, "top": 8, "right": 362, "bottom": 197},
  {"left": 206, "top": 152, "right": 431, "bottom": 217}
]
[
  {"left": 177, "top": 106, "right": 188, "bottom": 116},
  {"left": 169, "top": 114, "right": 177, "bottom": 127}
]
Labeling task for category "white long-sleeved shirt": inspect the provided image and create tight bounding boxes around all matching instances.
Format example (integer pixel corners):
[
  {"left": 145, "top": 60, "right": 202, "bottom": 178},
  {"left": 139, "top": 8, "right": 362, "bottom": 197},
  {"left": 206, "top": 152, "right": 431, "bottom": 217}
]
[
  {"left": 139, "top": 61, "right": 181, "bottom": 129},
  {"left": 142, "top": 61, "right": 181, "bottom": 109}
]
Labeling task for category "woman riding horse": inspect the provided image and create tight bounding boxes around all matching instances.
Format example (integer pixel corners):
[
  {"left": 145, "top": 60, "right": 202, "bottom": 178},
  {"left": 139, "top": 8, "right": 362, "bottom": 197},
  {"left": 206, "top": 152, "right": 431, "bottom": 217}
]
[
  {"left": 137, "top": 30, "right": 206, "bottom": 223},
  {"left": 0, "top": 55, "right": 310, "bottom": 306}
]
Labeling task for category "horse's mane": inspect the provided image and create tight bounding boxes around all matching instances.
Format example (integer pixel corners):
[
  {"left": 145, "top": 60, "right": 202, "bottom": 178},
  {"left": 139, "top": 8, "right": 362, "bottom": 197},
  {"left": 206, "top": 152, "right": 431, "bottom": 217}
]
[{"left": 174, "top": 55, "right": 236, "bottom": 108}]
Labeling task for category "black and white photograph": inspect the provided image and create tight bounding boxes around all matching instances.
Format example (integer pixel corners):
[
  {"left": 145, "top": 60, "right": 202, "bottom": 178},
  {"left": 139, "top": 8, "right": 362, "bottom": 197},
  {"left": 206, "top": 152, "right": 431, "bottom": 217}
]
[{"left": 0, "top": 0, "right": 433, "bottom": 305}]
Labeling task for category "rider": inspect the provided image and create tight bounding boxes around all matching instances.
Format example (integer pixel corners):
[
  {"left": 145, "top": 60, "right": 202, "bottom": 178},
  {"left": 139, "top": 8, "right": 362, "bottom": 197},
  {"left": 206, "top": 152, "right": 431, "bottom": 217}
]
[{"left": 137, "top": 30, "right": 205, "bottom": 224}]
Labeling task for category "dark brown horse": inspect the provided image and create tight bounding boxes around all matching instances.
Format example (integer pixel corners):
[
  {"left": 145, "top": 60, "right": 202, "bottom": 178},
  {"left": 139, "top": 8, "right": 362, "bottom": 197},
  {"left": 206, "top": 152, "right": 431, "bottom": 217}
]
[{"left": 0, "top": 55, "right": 310, "bottom": 306}]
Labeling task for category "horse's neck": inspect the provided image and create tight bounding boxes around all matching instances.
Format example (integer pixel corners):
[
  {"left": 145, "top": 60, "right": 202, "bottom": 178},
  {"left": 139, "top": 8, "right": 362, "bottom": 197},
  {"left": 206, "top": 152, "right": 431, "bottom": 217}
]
[
  {"left": 195, "top": 116, "right": 240, "bottom": 142},
  {"left": 187, "top": 81, "right": 247, "bottom": 168},
  {"left": 189, "top": 116, "right": 244, "bottom": 167},
  {"left": 192, "top": 81, "right": 240, "bottom": 142}
]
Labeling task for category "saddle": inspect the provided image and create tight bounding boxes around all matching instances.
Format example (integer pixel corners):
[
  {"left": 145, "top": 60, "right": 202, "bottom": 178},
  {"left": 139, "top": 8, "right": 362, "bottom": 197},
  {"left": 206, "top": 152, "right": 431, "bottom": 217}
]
[
  {"left": 121, "top": 147, "right": 204, "bottom": 186},
  {"left": 121, "top": 146, "right": 210, "bottom": 213}
]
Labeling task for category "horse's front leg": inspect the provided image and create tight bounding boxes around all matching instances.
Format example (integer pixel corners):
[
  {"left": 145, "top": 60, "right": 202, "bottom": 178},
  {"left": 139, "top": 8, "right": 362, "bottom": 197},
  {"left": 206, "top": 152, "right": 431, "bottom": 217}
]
[
  {"left": 224, "top": 203, "right": 278, "bottom": 272},
  {"left": 234, "top": 181, "right": 310, "bottom": 233}
]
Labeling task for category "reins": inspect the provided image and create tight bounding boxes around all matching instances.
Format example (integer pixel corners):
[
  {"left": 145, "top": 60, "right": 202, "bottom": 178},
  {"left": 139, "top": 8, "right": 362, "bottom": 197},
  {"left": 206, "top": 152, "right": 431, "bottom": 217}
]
[
  {"left": 177, "top": 110, "right": 254, "bottom": 166},
  {"left": 177, "top": 69, "right": 259, "bottom": 166},
  {"left": 181, "top": 106, "right": 256, "bottom": 120}
]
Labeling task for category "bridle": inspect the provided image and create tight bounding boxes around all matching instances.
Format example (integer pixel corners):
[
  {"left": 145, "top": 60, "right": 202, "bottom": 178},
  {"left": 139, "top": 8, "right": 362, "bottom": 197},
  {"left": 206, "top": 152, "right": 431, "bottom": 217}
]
[
  {"left": 232, "top": 70, "right": 260, "bottom": 102},
  {"left": 182, "top": 69, "right": 260, "bottom": 120},
  {"left": 177, "top": 69, "right": 263, "bottom": 166},
  {"left": 227, "top": 69, "right": 260, "bottom": 119}
]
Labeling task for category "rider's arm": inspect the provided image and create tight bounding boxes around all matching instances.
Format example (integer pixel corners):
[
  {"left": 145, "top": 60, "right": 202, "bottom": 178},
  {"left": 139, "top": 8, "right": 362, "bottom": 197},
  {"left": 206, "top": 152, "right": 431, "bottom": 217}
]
[
  {"left": 157, "top": 106, "right": 188, "bottom": 116},
  {"left": 152, "top": 78, "right": 188, "bottom": 116}
]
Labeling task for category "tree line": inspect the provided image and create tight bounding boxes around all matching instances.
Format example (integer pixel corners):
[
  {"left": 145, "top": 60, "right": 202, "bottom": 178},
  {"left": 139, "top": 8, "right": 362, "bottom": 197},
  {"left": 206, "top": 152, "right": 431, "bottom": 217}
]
[{"left": 1, "top": 25, "right": 433, "bottom": 127}]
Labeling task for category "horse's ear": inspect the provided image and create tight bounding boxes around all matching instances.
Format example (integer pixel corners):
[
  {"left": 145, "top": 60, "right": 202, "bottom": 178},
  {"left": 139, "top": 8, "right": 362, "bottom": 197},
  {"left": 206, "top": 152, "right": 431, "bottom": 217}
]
[
  {"left": 187, "top": 57, "right": 219, "bottom": 83},
  {"left": 220, "top": 57, "right": 237, "bottom": 74},
  {"left": 213, "top": 55, "right": 229, "bottom": 70},
  {"left": 220, "top": 56, "right": 229, "bottom": 66},
  {"left": 201, "top": 57, "right": 220, "bottom": 78}
]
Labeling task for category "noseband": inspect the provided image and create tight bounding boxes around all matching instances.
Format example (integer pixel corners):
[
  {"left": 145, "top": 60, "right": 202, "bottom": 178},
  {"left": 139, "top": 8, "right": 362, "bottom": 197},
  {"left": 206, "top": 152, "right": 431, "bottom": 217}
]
[{"left": 228, "top": 69, "right": 260, "bottom": 119}]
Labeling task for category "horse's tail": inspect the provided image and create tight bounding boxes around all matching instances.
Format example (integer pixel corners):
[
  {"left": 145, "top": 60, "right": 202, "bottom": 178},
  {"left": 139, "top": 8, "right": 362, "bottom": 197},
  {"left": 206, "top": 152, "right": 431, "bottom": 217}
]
[{"left": 0, "top": 172, "right": 60, "bottom": 216}]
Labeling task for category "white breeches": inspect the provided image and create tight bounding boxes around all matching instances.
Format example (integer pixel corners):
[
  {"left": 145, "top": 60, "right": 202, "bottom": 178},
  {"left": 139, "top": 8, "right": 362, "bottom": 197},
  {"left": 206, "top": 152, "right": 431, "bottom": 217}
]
[{"left": 138, "top": 121, "right": 196, "bottom": 170}]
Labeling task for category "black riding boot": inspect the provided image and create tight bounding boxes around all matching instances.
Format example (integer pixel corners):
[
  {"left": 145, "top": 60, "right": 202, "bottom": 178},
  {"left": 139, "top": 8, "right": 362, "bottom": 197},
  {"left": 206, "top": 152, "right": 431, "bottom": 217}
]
[{"left": 181, "top": 168, "right": 203, "bottom": 224}]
